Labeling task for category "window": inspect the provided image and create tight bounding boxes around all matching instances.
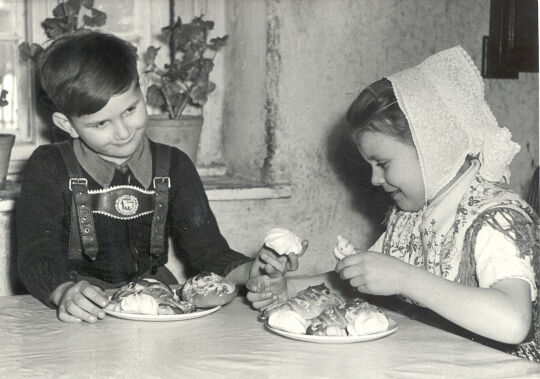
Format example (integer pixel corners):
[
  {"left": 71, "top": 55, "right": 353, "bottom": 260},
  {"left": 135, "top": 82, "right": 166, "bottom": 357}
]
[
  {"left": 1, "top": 0, "right": 154, "bottom": 178},
  {"left": 0, "top": 1, "right": 31, "bottom": 151}
]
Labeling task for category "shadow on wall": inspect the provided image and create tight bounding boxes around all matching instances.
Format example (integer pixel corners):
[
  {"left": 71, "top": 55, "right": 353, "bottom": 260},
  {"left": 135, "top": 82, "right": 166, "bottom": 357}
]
[{"left": 326, "top": 117, "right": 392, "bottom": 234}]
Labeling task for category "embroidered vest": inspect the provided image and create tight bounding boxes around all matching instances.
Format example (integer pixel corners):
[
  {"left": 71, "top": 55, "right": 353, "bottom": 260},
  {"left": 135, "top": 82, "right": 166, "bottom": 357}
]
[{"left": 383, "top": 174, "right": 540, "bottom": 356}]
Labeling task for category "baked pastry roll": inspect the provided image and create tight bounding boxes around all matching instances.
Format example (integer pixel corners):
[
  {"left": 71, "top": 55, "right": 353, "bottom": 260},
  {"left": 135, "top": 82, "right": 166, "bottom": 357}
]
[
  {"left": 306, "top": 298, "right": 389, "bottom": 336},
  {"left": 108, "top": 278, "right": 194, "bottom": 315},
  {"left": 265, "top": 284, "right": 345, "bottom": 333},
  {"left": 333, "top": 235, "right": 356, "bottom": 260},
  {"left": 180, "top": 272, "right": 238, "bottom": 308},
  {"left": 263, "top": 227, "right": 303, "bottom": 256}
]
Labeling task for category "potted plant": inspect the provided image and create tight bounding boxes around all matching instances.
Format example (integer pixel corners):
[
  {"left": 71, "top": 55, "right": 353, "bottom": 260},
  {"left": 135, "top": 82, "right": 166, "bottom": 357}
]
[
  {"left": 0, "top": 90, "right": 15, "bottom": 190},
  {"left": 142, "top": 13, "right": 228, "bottom": 163},
  {"left": 18, "top": 0, "right": 107, "bottom": 63}
]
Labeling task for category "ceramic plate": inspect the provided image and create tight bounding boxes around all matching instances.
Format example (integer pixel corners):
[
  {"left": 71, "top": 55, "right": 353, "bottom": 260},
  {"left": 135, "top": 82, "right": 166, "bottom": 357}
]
[
  {"left": 266, "top": 318, "right": 398, "bottom": 343},
  {"left": 104, "top": 305, "right": 221, "bottom": 322}
]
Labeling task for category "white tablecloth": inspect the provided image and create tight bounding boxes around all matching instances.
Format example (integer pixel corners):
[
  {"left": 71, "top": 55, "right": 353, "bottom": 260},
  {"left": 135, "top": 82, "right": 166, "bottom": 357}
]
[{"left": 0, "top": 295, "right": 538, "bottom": 378}]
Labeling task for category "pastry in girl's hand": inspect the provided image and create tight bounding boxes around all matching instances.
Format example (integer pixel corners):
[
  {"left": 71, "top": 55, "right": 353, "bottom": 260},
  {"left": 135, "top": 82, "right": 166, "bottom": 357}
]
[
  {"left": 263, "top": 283, "right": 345, "bottom": 322},
  {"left": 180, "top": 272, "right": 238, "bottom": 308},
  {"left": 263, "top": 227, "right": 303, "bottom": 256},
  {"left": 333, "top": 235, "right": 356, "bottom": 260}
]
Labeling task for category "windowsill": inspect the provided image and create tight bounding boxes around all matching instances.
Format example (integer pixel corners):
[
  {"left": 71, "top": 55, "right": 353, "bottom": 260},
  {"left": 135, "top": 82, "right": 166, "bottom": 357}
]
[{"left": 0, "top": 174, "right": 292, "bottom": 211}]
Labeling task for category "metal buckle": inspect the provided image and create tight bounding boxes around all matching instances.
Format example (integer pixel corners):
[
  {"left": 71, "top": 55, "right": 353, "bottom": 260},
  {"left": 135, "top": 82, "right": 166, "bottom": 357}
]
[
  {"left": 68, "top": 178, "right": 88, "bottom": 191},
  {"left": 153, "top": 177, "right": 171, "bottom": 189}
]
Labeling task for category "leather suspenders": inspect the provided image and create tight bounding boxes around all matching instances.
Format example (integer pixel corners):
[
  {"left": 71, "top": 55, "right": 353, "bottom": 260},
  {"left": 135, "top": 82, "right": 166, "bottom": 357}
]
[
  {"left": 57, "top": 141, "right": 171, "bottom": 263},
  {"left": 58, "top": 142, "right": 99, "bottom": 261},
  {"left": 150, "top": 144, "right": 171, "bottom": 257}
]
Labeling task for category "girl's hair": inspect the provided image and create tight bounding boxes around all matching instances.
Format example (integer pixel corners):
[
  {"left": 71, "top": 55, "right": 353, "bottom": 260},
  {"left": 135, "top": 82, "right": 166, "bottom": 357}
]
[
  {"left": 37, "top": 31, "right": 139, "bottom": 118},
  {"left": 346, "top": 78, "right": 413, "bottom": 145}
]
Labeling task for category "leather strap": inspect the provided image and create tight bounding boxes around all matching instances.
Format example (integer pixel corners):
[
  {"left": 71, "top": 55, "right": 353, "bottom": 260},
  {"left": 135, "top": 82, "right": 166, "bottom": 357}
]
[
  {"left": 57, "top": 141, "right": 99, "bottom": 261},
  {"left": 150, "top": 144, "right": 171, "bottom": 257}
]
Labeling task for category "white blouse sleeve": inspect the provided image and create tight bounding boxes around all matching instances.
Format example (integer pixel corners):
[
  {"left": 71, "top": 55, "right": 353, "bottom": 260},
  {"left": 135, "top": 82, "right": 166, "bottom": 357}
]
[
  {"left": 474, "top": 212, "right": 537, "bottom": 301},
  {"left": 369, "top": 233, "right": 386, "bottom": 253}
]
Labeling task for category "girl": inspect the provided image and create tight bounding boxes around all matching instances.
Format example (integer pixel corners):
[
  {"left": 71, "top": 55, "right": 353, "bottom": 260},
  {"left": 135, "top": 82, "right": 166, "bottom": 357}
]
[
  {"left": 249, "top": 46, "right": 539, "bottom": 362},
  {"left": 336, "top": 46, "right": 539, "bottom": 362}
]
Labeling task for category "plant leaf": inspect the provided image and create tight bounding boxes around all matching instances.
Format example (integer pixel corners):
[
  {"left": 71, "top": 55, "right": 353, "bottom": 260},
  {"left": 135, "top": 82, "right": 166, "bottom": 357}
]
[
  {"left": 185, "top": 66, "right": 201, "bottom": 82},
  {"left": 0, "top": 90, "right": 8, "bottom": 107},
  {"left": 81, "top": 0, "right": 94, "bottom": 9},
  {"left": 192, "top": 16, "right": 214, "bottom": 31},
  {"left": 18, "top": 42, "right": 32, "bottom": 62},
  {"left": 145, "top": 46, "right": 160, "bottom": 64},
  {"left": 42, "top": 18, "right": 70, "bottom": 39},
  {"left": 29, "top": 43, "right": 44, "bottom": 60},
  {"left": 208, "top": 35, "right": 228, "bottom": 51},
  {"left": 199, "top": 59, "right": 214, "bottom": 74},
  {"left": 52, "top": 3, "right": 68, "bottom": 18},
  {"left": 146, "top": 85, "right": 165, "bottom": 108},
  {"left": 83, "top": 8, "right": 107, "bottom": 27},
  {"left": 66, "top": 0, "right": 82, "bottom": 15},
  {"left": 189, "top": 78, "right": 215, "bottom": 105}
]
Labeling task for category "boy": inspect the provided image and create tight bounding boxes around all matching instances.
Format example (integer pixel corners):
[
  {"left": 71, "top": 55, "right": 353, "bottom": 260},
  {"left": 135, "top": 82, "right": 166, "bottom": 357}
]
[{"left": 17, "top": 31, "right": 297, "bottom": 323}]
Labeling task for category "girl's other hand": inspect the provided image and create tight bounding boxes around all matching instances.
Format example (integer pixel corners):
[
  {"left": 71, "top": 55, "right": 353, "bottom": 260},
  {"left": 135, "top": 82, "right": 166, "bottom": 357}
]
[
  {"left": 335, "top": 251, "right": 409, "bottom": 296},
  {"left": 53, "top": 281, "right": 109, "bottom": 323}
]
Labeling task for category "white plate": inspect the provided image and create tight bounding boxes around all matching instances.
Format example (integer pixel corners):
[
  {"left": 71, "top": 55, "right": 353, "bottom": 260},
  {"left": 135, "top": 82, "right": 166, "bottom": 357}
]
[
  {"left": 104, "top": 306, "right": 221, "bottom": 322},
  {"left": 266, "top": 318, "right": 398, "bottom": 343}
]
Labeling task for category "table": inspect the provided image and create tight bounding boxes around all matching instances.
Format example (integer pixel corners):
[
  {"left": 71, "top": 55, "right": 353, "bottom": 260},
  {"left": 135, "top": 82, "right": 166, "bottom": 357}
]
[{"left": 0, "top": 295, "right": 538, "bottom": 378}]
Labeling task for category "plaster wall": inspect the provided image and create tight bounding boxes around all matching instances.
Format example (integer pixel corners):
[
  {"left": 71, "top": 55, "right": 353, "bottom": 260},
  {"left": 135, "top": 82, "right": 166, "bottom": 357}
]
[{"left": 213, "top": 0, "right": 539, "bottom": 276}]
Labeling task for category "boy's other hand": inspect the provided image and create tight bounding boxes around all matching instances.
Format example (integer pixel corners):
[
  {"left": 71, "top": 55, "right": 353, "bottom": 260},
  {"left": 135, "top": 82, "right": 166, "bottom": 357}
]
[
  {"left": 246, "top": 273, "right": 288, "bottom": 310},
  {"left": 53, "top": 281, "right": 109, "bottom": 323}
]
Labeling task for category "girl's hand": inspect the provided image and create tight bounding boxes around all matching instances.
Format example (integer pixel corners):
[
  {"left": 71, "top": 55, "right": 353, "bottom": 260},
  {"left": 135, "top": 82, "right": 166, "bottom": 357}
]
[
  {"left": 335, "top": 251, "right": 409, "bottom": 296},
  {"left": 246, "top": 240, "right": 308, "bottom": 310},
  {"left": 53, "top": 281, "right": 109, "bottom": 323}
]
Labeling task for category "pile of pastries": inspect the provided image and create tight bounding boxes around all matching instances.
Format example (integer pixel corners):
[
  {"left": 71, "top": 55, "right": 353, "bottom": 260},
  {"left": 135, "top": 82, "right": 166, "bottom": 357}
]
[
  {"left": 107, "top": 272, "right": 238, "bottom": 315},
  {"left": 263, "top": 284, "right": 389, "bottom": 336}
]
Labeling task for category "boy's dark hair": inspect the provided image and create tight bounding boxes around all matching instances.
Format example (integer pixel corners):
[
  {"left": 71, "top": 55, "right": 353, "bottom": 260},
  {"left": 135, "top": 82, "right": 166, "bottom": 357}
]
[
  {"left": 37, "top": 31, "right": 139, "bottom": 117},
  {"left": 346, "top": 78, "right": 413, "bottom": 145}
]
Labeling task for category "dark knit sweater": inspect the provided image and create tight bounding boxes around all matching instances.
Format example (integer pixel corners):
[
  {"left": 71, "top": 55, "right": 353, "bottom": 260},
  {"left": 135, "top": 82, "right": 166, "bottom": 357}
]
[{"left": 16, "top": 140, "right": 251, "bottom": 306}]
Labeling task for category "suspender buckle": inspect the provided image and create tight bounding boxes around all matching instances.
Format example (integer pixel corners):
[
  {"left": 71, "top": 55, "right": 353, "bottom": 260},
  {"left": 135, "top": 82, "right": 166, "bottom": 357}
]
[
  {"left": 69, "top": 178, "right": 88, "bottom": 191},
  {"left": 153, "top": 177, "right": 171, "bottom": 189}
]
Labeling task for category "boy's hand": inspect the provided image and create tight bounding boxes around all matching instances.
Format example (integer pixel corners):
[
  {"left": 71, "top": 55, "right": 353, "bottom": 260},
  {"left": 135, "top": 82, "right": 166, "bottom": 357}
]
[
  {"left": 53, "top": 281, "right": 109, "bottom": 323},
  {"left": 335, "top": 251, "right": 408, "bottom": 296},
  {"left": 249, "top": 239, "right": 308, "bottom": 278},
  {"left": 246, "top": 240, "right": 308, "bottom": 310},
  {"left": 246, "top": 272, "right": 288, "bottom": 310}
]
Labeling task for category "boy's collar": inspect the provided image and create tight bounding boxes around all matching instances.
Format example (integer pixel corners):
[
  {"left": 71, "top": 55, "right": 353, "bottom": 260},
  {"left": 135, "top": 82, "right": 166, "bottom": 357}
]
[{"left": 72, "top": 137, "right": 152, "bottom": 189}]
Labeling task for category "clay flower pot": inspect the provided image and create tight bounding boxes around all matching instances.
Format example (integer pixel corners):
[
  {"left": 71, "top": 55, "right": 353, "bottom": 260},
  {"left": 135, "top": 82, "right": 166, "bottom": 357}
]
[
  {"left": 145, "top": 115, "right": 203, "bottom": 163},
  {"left": 0, "top": 134, "right": 15, "bottom": 189}
]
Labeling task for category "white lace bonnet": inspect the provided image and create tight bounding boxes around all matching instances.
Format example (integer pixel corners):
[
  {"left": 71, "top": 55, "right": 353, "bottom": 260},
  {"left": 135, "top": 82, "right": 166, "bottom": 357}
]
[{"left": 386, "top": 46, "right": 520, "bottom": 202}]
